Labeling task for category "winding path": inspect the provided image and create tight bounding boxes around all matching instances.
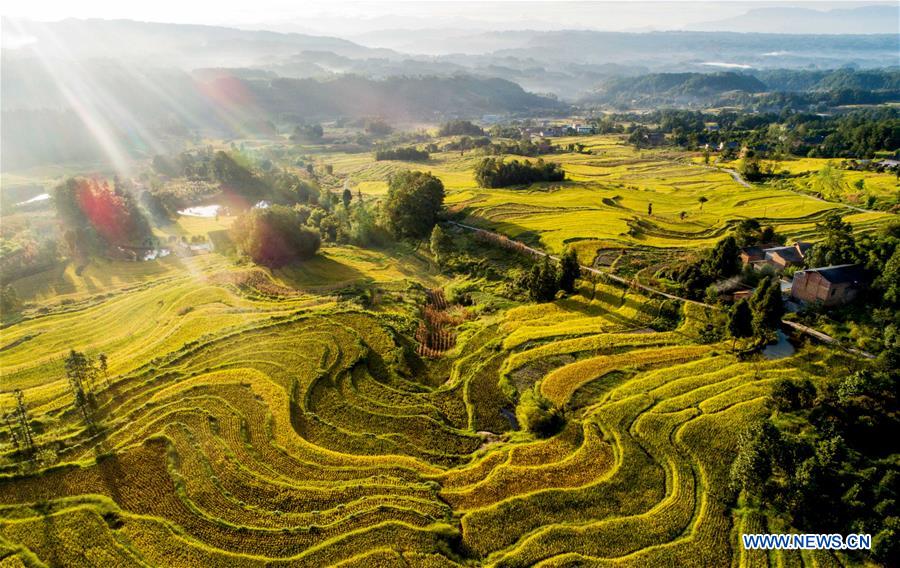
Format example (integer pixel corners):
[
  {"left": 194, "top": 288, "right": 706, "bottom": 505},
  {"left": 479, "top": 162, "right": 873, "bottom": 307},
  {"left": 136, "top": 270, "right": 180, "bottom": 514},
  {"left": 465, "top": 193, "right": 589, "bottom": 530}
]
[{"left": 712, "top": 165, "right": 881, "bottom": 215}]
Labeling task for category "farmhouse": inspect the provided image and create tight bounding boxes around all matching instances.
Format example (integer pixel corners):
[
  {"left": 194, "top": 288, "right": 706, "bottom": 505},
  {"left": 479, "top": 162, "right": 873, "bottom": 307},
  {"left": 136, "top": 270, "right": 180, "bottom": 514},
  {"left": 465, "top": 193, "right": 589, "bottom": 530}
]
[
  {"left": 763, "top": 242, "right": 812, "bottom": 269},
  {"left": 570, "top": 123, "right": 595, "bottom": 135},
  {"left": 790, "top": 264, "right": 869, "bottom": 306},
  {"left": 738, "top": 243, "right": 779, "bottom": 265}
]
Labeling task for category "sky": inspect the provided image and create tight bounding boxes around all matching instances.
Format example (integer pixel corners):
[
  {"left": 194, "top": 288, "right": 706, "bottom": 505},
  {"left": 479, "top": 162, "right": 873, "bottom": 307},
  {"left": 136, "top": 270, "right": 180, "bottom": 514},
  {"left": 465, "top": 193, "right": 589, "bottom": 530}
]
[{"left": 2, "top": 1, "right": 895, "bottom": 35}]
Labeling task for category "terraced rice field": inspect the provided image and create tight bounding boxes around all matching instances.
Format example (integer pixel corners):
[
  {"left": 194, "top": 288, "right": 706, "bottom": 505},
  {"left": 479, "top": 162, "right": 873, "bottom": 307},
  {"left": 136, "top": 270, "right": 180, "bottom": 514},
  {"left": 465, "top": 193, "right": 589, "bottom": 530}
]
[
  {"left": 322, "top": 135, "right": 895, "bottom": 256},
  {"left": 0, "top": 255, "right": 844, "bottom": 566}
]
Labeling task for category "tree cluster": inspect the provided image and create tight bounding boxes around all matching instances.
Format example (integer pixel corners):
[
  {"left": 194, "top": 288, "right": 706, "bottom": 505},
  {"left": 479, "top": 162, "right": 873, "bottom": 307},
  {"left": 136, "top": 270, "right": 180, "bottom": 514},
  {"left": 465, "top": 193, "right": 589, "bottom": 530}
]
[
  {"left": 664, "top": 236, "right": 741, "bottom": 300},
  {"left": 522, "top": 249, "right": 580, "bottom": 302},
  {"left": 733, "top": 219, "right": 783, "bottom": 248},
  {"left": 382, "top": 171, "right": 445, "bottom": 239},
  {"left": 374, "top": 147, "right": 430, "bottom": 162},
  {"left": 53, "top": 178, "right": 153, "bottom": 257},
  {"left": 438, "top": 120, "right": 484, "bottom": 137},
  {"left": 231, "top": 205, "right": 321, "bottom": 268},
  {"left": 474, "top": 157, "right": 565, "bottom": 188},
  {"left": 730, "top": 357, "right": 899, "bottom": 564}
]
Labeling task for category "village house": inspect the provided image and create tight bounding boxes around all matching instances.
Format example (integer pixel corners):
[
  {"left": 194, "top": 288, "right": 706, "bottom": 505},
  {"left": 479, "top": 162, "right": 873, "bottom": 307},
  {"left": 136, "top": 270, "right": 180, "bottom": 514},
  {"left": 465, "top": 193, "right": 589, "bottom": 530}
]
[
  {"left": 739, "top": 243, "right": 779, "bottom": 265},
  {"left": 569, "top": 123, "right": 595, "bottom": 135},
  {"left": 739, "top": 242, "right": 812, "bottom": 270},
  {"left": 764, "top": 242, "right": 812, "bottom": 269},
  {"left": 790, "top": 264, "right": 870, "bottom": 306}
]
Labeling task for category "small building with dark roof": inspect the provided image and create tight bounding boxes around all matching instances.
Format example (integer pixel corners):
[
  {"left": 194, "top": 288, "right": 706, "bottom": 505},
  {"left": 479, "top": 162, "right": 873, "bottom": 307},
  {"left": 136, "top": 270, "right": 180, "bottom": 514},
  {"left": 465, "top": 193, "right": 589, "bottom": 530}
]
[
  {"left": 764, "top": 242, "right": 812, "bottom": 269},
  {"left": 790, "top": 264, "right": 869, "bottom": 306},
  {"left": 739, "top": 242, "right": 779, "bottom": 265}
]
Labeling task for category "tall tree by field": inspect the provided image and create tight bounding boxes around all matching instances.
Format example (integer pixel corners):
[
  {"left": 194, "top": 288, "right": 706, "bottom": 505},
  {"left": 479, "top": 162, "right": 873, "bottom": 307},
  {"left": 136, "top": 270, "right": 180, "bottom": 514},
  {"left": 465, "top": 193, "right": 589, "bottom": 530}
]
[
  {"left": 231, "top": 205, "right": 321, "bottom": 268},
  {"left": 805, "top": 213, "right": 859, "bottom": 267},
  {"left": 739, "top": 155, "right": 763, "bottom": 182},
  {"left": 382, "top": 171, "right": 445, "bottom": 239},
  {"left": 429, "top": 225, "right": 452, "bottom": 264},
  {"left": 558, "top": 248, "right": 581, "bottom": 293},
  {"left": 703, "top": 236, "right": 740, "bottom": 280},
  {"left": 527, "top": 256, "right": 559, "bottom": 302},
  {"left": 728, "top": 298, "right": 753, "bottom": 352},
  {"left": 810, "top": 162, "right": 846, "bottom": 200},
  {"left": 98, "top": 353, "right": 110, "bottom": 387},
  {"left": 9, "top": 390, "right": 35, "bottom": 456},
  {"left": 65, "top": 349, "right": 97, "bottom": 422},
  {"left": 750, "top": 276, "right": 784, "bottom": 341}
]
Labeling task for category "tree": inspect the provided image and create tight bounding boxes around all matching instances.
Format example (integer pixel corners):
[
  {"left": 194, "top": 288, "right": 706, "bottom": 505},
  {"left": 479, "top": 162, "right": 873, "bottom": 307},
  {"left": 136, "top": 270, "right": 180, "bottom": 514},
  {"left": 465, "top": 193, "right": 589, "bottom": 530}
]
[
  {"left": 558, "top": 248, "right": 581, "bottom": 294},
  {"left": 211, "top": 151, "right": 266, "bottom": 200},
  {"left": 291, "top": 123, "right": 323, "bottom": 142},
  {"left": 65, "top": 349, "right": 96, "bottom": 422},
  {"left": 768, "top": 378, "right": 816, "bottom": 412},
  {"left": 429, "top": 225, "right": 452, "bottom": 264},
  {"left": 739, "top": 155, "right": 763, "bottom": 182},
  {"left": 703, "top": 236, "right": 740, "bottom": 280},
  {"left": 382, "top": 171, "right": 445, "bottom": 239},
  {"left": 516, "top": 388, "right": 564, "bottom": 438},
  {"left": 231, "top": 205, "right": 321, "bottom": 268},
  {"left": 1, "top": 285, "right": 20, "bottom": 318},
  {"left": 647, "top": 202, "right": 653, "bottom": 216},
  {"left": 53, "top": 178, "right": 152, "bottom": 253},
  {"left": 876, "top": 247, "right": 900, "bottom": 306},
  {"left": 9, "top": 389, "right": 35, "bottom": 456},
  {"left": 98, "top": 353, "right": 110, "bottom": 387},
  {"left": 811, "top": 162, "right": 846, "bottom": 200},
  {"left": 698, "top": 196, "right": 708, "bottom": 210},
  {"left": 750, "top": 276, "right": 784, "bottom": 341},
  {"left": 342, "top": 188, "right": 352, "bottom": 210},
  {"left": 729, "top": 419, "right": 780, "bottom": 494},
  {"left": 728, "top": 298, "right": 753, "bottom": 352},
  {"left": 438, "top": 120, "right": 484, "bottom": 137},
  {"left": 527, "top": 256, "right": 559, "bottom": 302},
  {"left": 805, "top": 213, "right": 859, "bottom": 268},
  {"left": 364, "top": 119, "right": 393, "bottom": 136}
]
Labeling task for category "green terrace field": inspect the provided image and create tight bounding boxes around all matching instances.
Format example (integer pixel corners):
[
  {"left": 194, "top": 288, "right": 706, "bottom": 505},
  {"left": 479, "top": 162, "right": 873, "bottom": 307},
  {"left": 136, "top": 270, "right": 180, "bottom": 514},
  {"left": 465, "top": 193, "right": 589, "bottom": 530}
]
[
  {"left": 319, "top": 135, "right": 895, "bottom": 259},
  {"left": 714, "top": 156, "right": 899, "bottom": 208},
  {"left": 0, "top": 247, "right": 852, "bottom": 566}
]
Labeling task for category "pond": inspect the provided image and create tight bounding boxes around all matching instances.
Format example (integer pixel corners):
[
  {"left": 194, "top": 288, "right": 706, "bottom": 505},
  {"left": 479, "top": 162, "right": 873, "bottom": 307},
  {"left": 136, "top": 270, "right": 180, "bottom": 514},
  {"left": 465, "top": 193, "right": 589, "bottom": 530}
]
[
  {"left": 178, "top": 204, "right": 221, "bottom": 217},
  {"left": 15, "top": 193, "right": 50, "bottom": 206},
  {"left": 762, "top": 330, "right": 796, "bottom": 360}
]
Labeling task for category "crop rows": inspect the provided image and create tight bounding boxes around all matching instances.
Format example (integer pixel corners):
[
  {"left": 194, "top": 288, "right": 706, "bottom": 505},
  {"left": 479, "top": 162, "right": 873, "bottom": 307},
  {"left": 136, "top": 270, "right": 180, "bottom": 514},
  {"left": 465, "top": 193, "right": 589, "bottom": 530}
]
[{"left": 0, "top": 258, "right": 838, "bottom": 566}]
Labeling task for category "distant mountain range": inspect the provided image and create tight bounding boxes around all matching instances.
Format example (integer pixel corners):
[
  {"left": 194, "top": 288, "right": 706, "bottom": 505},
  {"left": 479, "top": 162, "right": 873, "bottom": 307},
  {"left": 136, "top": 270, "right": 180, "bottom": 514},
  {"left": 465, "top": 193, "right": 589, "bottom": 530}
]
[
  {"left": 2, "top": 16, "right": 899, "bottom": 169},
  {"left": 686, "top": 5, "right": 900, "bottom": 35}
]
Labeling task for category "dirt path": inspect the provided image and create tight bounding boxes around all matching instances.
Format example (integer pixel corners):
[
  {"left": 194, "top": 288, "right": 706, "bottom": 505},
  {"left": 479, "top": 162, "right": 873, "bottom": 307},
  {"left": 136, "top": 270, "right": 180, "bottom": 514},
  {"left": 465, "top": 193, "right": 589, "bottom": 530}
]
[
  {"left": 449, "top": 221, "right": 875, "bottom": 359},
  {"left": 709, "top": 164, "right": 881, "bottom": 215}
]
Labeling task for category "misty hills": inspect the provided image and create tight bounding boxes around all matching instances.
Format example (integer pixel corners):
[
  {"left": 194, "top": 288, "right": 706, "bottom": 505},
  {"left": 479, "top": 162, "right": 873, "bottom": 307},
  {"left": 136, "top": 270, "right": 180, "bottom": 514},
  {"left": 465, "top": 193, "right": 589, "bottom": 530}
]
[
  {"left": 687, "top": 4, "right": 900, "bottom": 35},
  {"left": 582, "top": 69, "right": 900, "bottom": 106},
  {"left": 2, "top": 17, "right": 394, "bottom": 68}
]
